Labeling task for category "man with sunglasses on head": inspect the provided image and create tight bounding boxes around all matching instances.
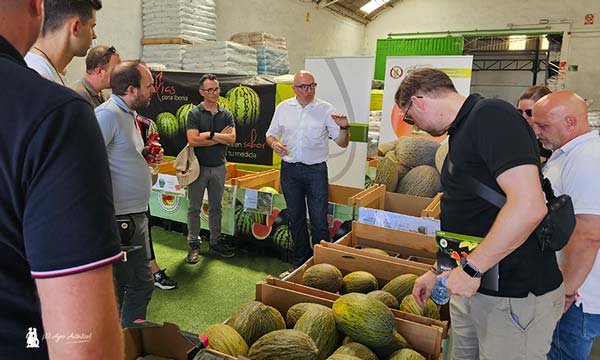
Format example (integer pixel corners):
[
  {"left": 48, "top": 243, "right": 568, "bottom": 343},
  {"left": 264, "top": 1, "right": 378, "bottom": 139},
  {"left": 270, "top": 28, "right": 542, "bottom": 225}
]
[
  {"left": 185, "top": 74, "right": 236, "bottom": 262},
  {"left": 70, "top": 45, "right": 120, "bottom": 107},
  {"left": 403, "top": 68, "right": 563, "bottom": 359},
  {"left": 25, "top": 0, "right": 101, "bottom": 85},
  {"left": 266, "top": 70, "right": 349, "bottom": 277}
]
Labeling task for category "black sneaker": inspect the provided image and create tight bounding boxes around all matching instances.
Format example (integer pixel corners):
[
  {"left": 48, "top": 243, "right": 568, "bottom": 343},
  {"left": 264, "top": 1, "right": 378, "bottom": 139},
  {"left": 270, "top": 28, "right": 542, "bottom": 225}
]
[
  {"left": 153, "top": 269, "right": 177, "bottom": 290},
  {"left": 186, "top": 243, "right": 201, "bottom": 264},
  {"left": 209, "top": 244, "right": 235, "bottom": 258}
]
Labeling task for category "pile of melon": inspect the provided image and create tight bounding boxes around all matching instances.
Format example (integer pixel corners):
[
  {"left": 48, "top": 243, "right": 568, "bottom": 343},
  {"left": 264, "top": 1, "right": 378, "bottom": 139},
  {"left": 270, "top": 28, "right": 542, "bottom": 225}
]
[
  {"left": 374, "top": 136, "right": 448, "bottom": 198},
  {"left": 203, "top": 297, "right": 427, "bottom": 360}
]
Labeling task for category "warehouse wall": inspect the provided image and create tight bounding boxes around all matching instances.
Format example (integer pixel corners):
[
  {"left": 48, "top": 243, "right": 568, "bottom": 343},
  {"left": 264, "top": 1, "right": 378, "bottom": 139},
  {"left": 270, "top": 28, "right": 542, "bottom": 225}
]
[
  {"left": 364, "top": 0, "right": 600, "bottom": 108},
  {"left": 64, "top": 0, "right": 366, "bottom": 84},
  {"left": 216, "top": 0, "right": 366, "bottom": 73}
]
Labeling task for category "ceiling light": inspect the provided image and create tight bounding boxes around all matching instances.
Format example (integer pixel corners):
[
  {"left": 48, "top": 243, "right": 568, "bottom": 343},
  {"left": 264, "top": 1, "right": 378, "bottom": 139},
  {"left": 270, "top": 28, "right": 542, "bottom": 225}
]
[{"left": 360, "top": 0, "right": 390, "bottom": 14}]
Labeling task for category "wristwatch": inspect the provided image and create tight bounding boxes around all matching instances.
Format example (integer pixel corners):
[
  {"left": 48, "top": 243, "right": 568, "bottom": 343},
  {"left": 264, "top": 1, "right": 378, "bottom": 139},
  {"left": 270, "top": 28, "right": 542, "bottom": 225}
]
[
  {"left": 460, "top": 257, "right": 483, "bottom": 278},
  {"left": 339, "top": 125, "right": 349, "bottom": 130}
]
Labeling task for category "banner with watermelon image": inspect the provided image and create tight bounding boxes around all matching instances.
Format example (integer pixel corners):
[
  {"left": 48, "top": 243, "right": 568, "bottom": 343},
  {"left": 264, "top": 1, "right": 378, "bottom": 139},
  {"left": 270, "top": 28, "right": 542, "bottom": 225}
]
[
  {"left": 139, "top": 70, "right": 276, "bottom": 166},
  {"left": 233, "top": 187, "right": 356, "bottom": 255}
]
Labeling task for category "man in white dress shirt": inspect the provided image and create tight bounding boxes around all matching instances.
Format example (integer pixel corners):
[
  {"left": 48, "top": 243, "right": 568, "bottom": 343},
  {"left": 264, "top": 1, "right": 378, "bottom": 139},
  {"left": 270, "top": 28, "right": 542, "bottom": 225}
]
[
  {"left": 533, "top": 91, "right": 600, "bottom": 360},
  {"left": 266, "top": 70, "right": 350, "bottom": 273}
]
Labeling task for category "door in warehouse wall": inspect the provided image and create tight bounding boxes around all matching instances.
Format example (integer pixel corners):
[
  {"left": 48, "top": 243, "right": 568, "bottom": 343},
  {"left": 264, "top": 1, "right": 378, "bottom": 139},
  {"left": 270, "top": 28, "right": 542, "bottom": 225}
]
[
  {"left": 379, "top": 55, "right": 474, "bottom": 145},
  {"left": 305, "top": 56, "right": 374, "bottom": 188}
]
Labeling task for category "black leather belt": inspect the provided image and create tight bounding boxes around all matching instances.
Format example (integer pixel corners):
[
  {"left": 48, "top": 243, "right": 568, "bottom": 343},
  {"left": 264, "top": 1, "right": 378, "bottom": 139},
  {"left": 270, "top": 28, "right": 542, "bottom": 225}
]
[{"left": 283, "top": 161, "right": 324, "bottom": 167}]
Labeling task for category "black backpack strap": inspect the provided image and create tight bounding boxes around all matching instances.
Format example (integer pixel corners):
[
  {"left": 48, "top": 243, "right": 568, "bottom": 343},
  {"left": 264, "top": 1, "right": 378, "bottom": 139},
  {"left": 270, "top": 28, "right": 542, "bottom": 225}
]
[{"left": 447, "top": 155, "right": 507, "bottom": 209}]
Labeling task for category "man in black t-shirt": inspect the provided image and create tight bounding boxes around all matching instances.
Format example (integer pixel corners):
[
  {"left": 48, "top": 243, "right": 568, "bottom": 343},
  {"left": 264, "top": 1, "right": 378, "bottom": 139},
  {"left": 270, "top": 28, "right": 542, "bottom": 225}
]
[
  {"left": 396, "top": 68, "right": 563, "bottom": 359},
  {"left": 0, "top": 1, "right": 122, "bottom": 358},
  {"left": 185, "top": 74, "right": 236, "bottom": 262}
]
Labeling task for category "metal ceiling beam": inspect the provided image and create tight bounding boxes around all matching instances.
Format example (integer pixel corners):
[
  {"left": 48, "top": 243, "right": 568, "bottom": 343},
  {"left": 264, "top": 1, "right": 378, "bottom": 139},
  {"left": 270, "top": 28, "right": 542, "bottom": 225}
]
[
  {"left": 325, "top": 3, "right": 369, "bottom": 24},
  {"left": 318, "top": 0, "right": 342, "bottom": 8}
]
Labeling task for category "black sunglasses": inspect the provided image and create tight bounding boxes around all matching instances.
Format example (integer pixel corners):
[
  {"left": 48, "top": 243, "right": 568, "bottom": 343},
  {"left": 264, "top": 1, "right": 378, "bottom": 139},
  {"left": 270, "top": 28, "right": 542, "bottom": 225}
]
[
  {"left": 402, "top": 96, "right": 423, "bottom": 125},
  {"left": 517, "top": 108, "right": 533, "bottom": 117}
]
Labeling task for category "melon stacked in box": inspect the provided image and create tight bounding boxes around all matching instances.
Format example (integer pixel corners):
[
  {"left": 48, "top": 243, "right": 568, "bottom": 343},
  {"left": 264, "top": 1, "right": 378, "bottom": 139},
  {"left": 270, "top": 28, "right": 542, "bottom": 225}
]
[
  {"left": 182, "top": 41, "right": 258, "bottom": 76},
  {"left": 230, "top": 32, "right": 290, "bottom": 76}
]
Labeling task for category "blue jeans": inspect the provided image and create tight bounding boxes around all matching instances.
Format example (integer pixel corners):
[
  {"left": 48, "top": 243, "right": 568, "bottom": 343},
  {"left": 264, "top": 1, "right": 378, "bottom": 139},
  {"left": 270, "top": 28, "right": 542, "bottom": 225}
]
[
  {"left": 548, "top": 303, "right": 600, "bottom": 360},
  {"left": 280, "top": 161, "right": 329, "bottom": 268}
]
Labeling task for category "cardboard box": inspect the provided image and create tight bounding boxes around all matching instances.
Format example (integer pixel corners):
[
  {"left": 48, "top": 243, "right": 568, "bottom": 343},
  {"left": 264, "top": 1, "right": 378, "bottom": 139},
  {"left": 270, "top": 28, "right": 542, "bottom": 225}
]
[
  {"left": 256, "top": 279, "right": 444, "bottom": 360},
  {"left": 123, "top": 322, "right": 199, "bottom": 360},
  {"left": 323, "top": 221, "right": 437, "bottom": 266},
  {"left": 279, "top": 245, "right": 449, "bottom": 340}
]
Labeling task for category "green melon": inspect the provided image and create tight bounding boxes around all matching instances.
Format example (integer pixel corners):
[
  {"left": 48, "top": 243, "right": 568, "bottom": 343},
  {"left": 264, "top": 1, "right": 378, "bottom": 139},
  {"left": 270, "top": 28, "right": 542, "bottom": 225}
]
[
  {"left": 235, "top": 205, "right": 265, "bottom": 236},
  {"left": 375, "top": 150, "right": 402, "bottom": 192},
  {"left": 272, "top": 225, "right": 293, "bottom": 250},
  {"left": 378, "top": 140, "right": 397, "bottom": 156},
  {"left": 156, "top": 112, "right": 179, "bottom": 139},
  {"left": 381, "top": 274, "right": 418, "bottom": 304},
  {"left": 218, "top": 96, "right": 231, "bottom": 111},
  {"left": 374, "top": 332, "right": 412, "bottom": 358},
  {"left": 326, "top": 355, "right": 362, "bottom": 360},
  {"left": 251, "top": 223, "right": 272, "bottom": 240},
  {"left": 259, "top": 186, "right": 279, "bottom": 194},
  {"left": 422, "top": 298, "right": 440, "bottom": 320},
  {"left": 247, "top": 329, "right": 318, "bottom": 360},
  {"left": 286, "top": 303, "right": 331, "bottom": 328},
  {"left": 435, "top": 141, "right": 448, "bottom": 173},
  {"left": 360, "top": 247, "right": 390, "bottom": 257},
  {"left": 396, "top": 165, "right": 441, "bottom": 198},
  {"left": 399, "top": 295, "right": 424, "bottom": 317},
  {"left": 295, "top": 308, "right": 339, "bottom": 360},
  {"left": 226, "top": 300, "right": 286, "bottom": 346},
  {"left": 389, "top": 348, "right": 426, "bottom": 360},
  {"left": 394, "top": 136, "right": 440, "bottom": 168},
  {"left": 340, "top": 271, "right": 379, "bottom": 294},
  {"left": 367, "top": 290, "right": 400, "bottom": 309},
  {"left": 332, "top": 342, "right": 378, "bottom": 360},
  {"left": 175, "top": 103, "right": 195, "bottom": 132},
  {"left": 302, "top": 264, "right": 343, "bottom": 293},
  {"left": 332, "top": 293, "right": 396, "bottom": 348},
  {"left": 202, "top": 324, "right": 248, "bottom": 357},
  {"left": 225, "top": 85, "right": 260, "bottom": 126}
]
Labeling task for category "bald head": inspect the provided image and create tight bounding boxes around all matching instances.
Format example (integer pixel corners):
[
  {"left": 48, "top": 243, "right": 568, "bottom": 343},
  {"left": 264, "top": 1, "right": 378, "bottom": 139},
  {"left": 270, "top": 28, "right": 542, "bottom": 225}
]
[
  {"left": 0, "top": 0, "right": 44, "bottom": 56},
  {"left": 532, "top": 91, "right": 589, "bottom": 150},
  {"left": 293, "top": 70, "right": 316, "bottom": 106}
]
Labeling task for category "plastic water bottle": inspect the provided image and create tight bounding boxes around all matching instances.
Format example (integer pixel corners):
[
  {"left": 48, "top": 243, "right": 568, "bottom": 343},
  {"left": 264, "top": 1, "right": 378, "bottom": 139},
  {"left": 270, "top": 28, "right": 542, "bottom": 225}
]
[{"left": 431, "top": 277, "right": 450, "bottom": 305}]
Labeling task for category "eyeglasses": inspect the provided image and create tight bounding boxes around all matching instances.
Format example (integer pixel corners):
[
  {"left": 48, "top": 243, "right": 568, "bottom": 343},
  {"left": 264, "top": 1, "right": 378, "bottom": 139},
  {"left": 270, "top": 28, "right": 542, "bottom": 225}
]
[
  {"left": 294, "top": 83, "right": 317, "bottom": 91},
  {"left": 202, "top": 87, "right": 220, "bottom": 94},
  {"left": 402, "top": 96, "right": 423, "bottom": 125},
  {"left": 517, "top": 108, "right": 533, "bottom": 117}
]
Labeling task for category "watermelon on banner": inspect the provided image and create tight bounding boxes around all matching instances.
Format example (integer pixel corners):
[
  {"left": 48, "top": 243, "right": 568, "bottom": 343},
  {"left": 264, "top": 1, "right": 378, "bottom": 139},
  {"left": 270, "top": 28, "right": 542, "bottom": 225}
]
[
  {"left": 225, "top": 85, "right": 260, "bottom": 126},
  {"left": 175, "top": 103, "right": 196, "bottom": 132},
  {"left": 156, "top": 112, "right": 179, "bottom": 139},
  {"left": 272, "top": 225, "right": 292, "bottom": 250},
  {"left": 218, "top": 96, "right": 231, "bottom": 111}
]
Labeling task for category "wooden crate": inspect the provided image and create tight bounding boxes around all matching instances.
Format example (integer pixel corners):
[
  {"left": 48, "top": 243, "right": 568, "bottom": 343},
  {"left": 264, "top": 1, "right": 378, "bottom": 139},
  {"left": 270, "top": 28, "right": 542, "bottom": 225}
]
[
  {"left": 279, "top": 245, "right": 449, "bottom": 339},
  {"left": 323, "top": 221, "right": 437, "bottom": 265},
  {"left": 256, "top": 279, "right": 444, "bottom": 360},
  {"left": 354, "top": 184, "right": 435, "bottom": 217},
  {"left": 421, "top": 192, "right": 442, "bottom": 219},
  {"left": 231, "top": 169, "right": 281, "bottom": 192},
  {"left": 141, "top": 37, "right": 194, "bottom": 45}
]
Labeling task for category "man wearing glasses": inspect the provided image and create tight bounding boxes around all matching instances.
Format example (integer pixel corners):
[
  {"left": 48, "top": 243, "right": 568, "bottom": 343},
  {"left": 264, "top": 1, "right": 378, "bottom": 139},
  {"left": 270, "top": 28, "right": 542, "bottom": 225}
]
[
  {"left": 404, "top": 68, "right": 563, "bottom": 359},
  {"left": 266, "top": 70, "right": 350, "bottom": 275},
  {"left": 25, "top": 0, "right": 101, "bottom": 86},
  {"left": 70, "top": 45, "right": 120, "bottom": 107},
  {"left": 185, "top": 74, "right": 236, "bottom": 262}
]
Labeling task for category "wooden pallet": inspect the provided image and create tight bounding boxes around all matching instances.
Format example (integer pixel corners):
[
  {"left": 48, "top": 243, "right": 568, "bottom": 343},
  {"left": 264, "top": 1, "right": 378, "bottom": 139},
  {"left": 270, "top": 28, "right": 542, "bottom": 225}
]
[{"left": 141, "top": 37, "right": 193, "bottom": 45}]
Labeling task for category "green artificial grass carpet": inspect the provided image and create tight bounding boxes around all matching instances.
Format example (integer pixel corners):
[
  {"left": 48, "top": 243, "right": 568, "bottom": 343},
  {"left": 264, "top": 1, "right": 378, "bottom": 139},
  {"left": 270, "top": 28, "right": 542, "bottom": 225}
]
[{"left": 146, "top": 227, "right": 290, "bottom": 335}]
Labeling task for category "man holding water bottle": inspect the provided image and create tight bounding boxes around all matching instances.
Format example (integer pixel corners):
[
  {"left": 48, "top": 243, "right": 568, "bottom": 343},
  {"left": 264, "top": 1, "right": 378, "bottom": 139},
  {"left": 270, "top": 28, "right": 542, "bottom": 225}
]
[{"left": 396, "top": 68, "right": 563, "bottom": 359}]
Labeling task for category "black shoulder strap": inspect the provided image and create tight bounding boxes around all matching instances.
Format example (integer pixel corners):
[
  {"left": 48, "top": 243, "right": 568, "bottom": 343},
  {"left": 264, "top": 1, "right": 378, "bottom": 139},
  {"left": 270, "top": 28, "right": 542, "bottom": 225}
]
[{"left": 447, "top": 155, "right": 506, "bottom": 208}]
